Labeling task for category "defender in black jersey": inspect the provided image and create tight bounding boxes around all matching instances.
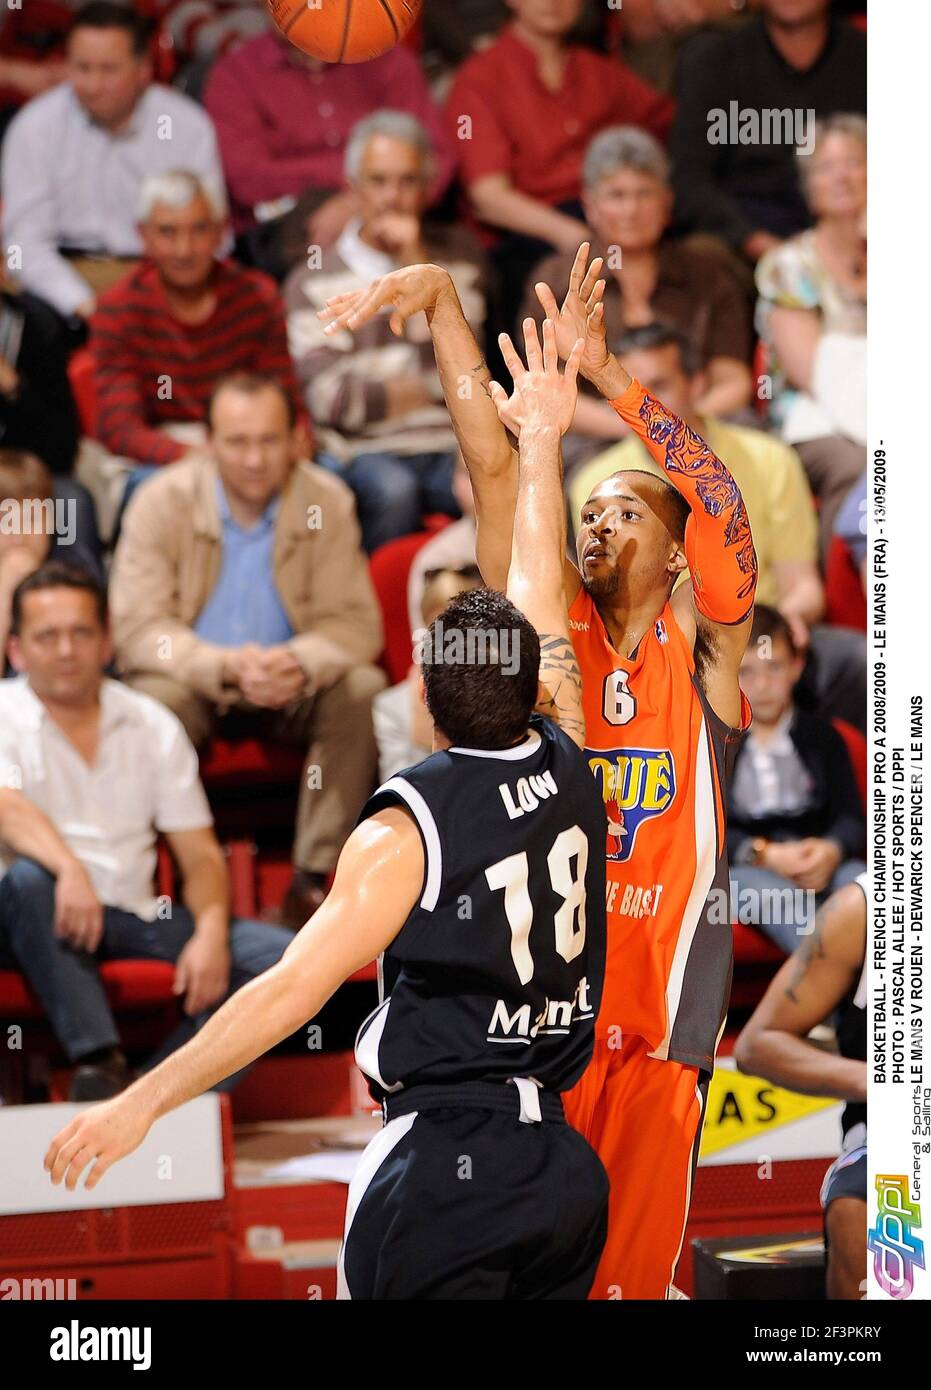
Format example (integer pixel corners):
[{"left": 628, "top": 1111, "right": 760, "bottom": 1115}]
[
  {"left": 735, "top": 873, "right": 868, "bottom": 1301},
  {"left": 45, "top": 320, "right": 611, "bottom": 1300}
]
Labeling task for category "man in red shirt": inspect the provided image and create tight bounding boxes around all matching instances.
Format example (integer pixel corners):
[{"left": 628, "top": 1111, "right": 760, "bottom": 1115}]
[
  {"left": 90, "top": 169, "right": 303, "bottom": 475},
  {"left": 204, "top": 29, "right": 455, "bottom": 271}
]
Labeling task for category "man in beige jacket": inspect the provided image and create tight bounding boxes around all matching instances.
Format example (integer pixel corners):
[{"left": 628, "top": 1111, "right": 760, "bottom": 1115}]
[{"left": 110, "top": 371, "right": 384, "bottom": 928}]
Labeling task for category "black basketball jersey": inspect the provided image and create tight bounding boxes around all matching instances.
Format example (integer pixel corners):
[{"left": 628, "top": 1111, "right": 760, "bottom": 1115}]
[
  {"left": 354, "top": 714, "right": 608, "bottom": 1100},
  {"left": 837, "top": 872, "right": 868, "bottom": 1135}
]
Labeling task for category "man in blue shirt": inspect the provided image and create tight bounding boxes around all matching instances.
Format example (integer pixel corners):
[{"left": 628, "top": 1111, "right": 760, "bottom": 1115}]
[{"left": 109, "top": 373, "right": 384, "bottom": 928}]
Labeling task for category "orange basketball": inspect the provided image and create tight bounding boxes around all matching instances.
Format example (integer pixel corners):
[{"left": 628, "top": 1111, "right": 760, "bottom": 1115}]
[{"left": 265, "top": 0, "right": 422, "bottom": 64}]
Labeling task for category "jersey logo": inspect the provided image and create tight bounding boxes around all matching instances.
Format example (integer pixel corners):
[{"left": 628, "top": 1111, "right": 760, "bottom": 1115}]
[
  {"left": 585, "top": 747, "right": 676, "bottom": 862},
  {"left": 655, "top": 619, "right": 668, "bottom": 645}
]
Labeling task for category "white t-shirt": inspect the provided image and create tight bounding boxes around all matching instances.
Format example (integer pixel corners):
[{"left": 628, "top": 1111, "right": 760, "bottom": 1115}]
[{"left": 0, "top": 677, "right": 212, "bottom": 921}]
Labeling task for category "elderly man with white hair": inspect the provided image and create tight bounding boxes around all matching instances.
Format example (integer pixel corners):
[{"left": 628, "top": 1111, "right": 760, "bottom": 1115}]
[
  {"left": 284, "top": 109, "right": 486, "bottom": 553},
  {"left": 521, "top": 124, "right": 754, "bottom": 472},
  {"left": 87, "top": 168, "right": 302, "bottom": 527}
]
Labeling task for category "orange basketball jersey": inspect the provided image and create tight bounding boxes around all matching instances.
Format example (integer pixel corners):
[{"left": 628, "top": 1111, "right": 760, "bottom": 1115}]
[{"left": 568, "top": 586, "right": 750, "bottom": 1072}]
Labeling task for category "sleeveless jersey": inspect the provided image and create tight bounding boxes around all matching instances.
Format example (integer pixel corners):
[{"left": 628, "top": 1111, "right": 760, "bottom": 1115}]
[
  {"left": 354, "top": 714, "right": 608, "bottom": 1100},
  {"left": 568, "top": 586, "right": 751, "bottom": 1072}
]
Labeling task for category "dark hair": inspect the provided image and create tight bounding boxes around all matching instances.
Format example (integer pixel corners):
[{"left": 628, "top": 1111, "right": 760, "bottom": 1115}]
[
  {"left": 614, "top": 321, "right": 702, "bottom": 377},
  {"left": 420, "top": 588, "right": 540, "bottom": 749},
  {"left": 10, "top": 561, "right": 108, "bottom": 636},
  {"left": 71, "top": 3, "right": 153, "bottom": 56},
  {"left": 206, "top": 372, "right": 297, "bottom": 431},
  {"left": 749, "top": 602, "right": 798, "bottom": 656}
]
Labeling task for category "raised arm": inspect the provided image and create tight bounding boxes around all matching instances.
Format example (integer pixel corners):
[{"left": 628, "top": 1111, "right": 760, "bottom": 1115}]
[
  {"left": 319, "top": 263, "right": 516, "bottom": 590},
  {"left": 536, "top": 248, "right": 756, "bottom": 725},
  {"left": 44, "top": 808, "right": 424, "bottom": 1192},
  {"left": 487, "top": 318, "right": 587, "bottom": 749}
]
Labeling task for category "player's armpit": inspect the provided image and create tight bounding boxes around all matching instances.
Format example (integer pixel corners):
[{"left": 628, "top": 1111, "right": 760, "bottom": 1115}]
[
  {"left": 608, "top": 378, "right": 758, "bottom": 627},
  {"left": 534, "top": 632, "right": 585, "bottom": 750}
]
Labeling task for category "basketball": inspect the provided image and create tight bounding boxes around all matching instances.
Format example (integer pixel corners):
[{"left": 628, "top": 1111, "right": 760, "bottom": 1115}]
[{"left": 265, "top": 0, "right": 422, "bottom": 64}]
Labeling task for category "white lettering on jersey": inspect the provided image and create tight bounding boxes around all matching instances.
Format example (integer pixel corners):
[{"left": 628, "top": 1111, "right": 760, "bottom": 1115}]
[
  {"left": 498, "top": 770, "right": 559, "bottom": 820},
  {"left": 606, "top": 880, "right": 664, "bottom": 918},
  {"left": 486, "top": 976, "right": 594, "bottom": 1043}
]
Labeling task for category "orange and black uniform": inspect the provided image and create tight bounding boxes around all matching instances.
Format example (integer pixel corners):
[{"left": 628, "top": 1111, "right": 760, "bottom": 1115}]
[{"left": 564, "top": 378, "right": 756, "bottom": 1299}]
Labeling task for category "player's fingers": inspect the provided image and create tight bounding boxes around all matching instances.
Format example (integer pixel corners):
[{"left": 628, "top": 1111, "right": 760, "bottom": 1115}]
[
  {"left": 497, "top": 332, "right": 525, "bottom": 383},
  {"left": 588, "top": 302, "right": 606, "bottom": 336},
  {"left": 585, "top": 278, "right": 606, "bottom": 313},
  {"left": 317, "top": 291, "right": 358, "bottom": 317},
  {"left": 84, "top": 1153, "right": 116, "bottom": 1192},
  {"left": 567, "top": 240, "right": 590, "bottom": 294},
  {"left": 565, "top": 337, "right": 586, "bottom": 388},
  {"left": 487, "top": 380, "right": 509, "bottom": 415},
  {"left": 48, "top": 1130, "right": 88, "bottom": 1186},
  {"left": 579, "top": 257, "right": 604, "bottom": 302},
  {"left": 522, "top": 317, "right": 543, "bottom": 374},
  {"left": 64, "top": 1144, "right": 96, "bottom": 1192},
  {"left": 541, "top": 317, "right": 558, "bottom": 374},
  {"left": 534, "top": 281, "right": 561, "bottom": 324},
  {"left": 45, "top": 1117, "right": 80, "bottom": 1173}
]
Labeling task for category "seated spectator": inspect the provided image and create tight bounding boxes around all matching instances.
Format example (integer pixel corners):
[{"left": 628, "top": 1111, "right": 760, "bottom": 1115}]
[
  {"left": 422, "top": 0, "right": 607, "bottom": 85},
  {"left": 0, "top": 561, "right": 292, "bottom": 1101},
  {"left": 446, "top": 0, "right": 673, "bottom": 335},
  {"left": 524, "top": 126, "right": 752, "bottom": 470},
  {"left": 569, "top": 323, "right": 865, "bottom": 730},
  {"left": 89, "top": 170, "right": 303, "bottom": 525},
  {"left": 0, "top": 450, "right": 102, "bottom": 668},
  {"left": 756, "top": 114, "right": 867, "bottom": 556},
  {"left": 616, "top": 0, "right": 753, "bottom": 94},
  {"left": 375, "top": 565, "right": 482, "bottom": 783},
  {"left": 0, "top": 3, "right": 225, "bottom": 329},
  {"left": 0, "top": 0, "right": 71, "bottom": 140},
  {"left": 285, "top": 111, "right": 485, "bottom": 552},
  {"left": 203, "top": 27, "right": 455, "bottom": 278},
  {"left": 735, "top": 873, "right": 867, "bottom": 1300},
  {"left": 834, "top": 469, "right": 867, "bottom": 590},
  {"left": 670, "top": 0, "right": 866, "bottom": 264},
  {"left": 0, "top": 280, "right": 79, "bottom": 478},
  {"left": 728, "top": 605, "right": 866, "bottom": 955},
  {"left": 109, "top": 372, "right": 384, "bottom": 930},
  {"left": 0, "top": 274, "right": 98, "bottom": 554},
  {"left": 407, "top": 454, "right": 478, "bottom": 635}
]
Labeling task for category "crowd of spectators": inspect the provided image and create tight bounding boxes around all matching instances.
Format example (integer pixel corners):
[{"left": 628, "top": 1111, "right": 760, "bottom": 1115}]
[{"left": 0, "top": 0, "right": 868, "bottom": 1101}]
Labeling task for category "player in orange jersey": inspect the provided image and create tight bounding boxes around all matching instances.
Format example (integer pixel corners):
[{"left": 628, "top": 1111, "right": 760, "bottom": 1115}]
[{"left": 320, "top": 245, "right": 757, "bottom": 1300}]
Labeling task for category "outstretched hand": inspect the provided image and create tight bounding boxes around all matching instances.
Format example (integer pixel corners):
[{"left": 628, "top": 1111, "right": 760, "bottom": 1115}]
[
  {"left": 45, "top": 1090, "right": 154, "bottom": 1193},
  {"left": 318, "top": 263, "right": 454, "bottom": 338},
  {"left": 488, "top": 317, "right": 585, "bottom": 439},
  {"left": 534, "top": 241, "right": 610, "bottom": 382}
]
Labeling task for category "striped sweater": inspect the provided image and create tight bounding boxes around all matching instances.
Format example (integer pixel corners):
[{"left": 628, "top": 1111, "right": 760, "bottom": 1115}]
[{"left": 89, "top": 259, "right": 303, "bottom": 464}]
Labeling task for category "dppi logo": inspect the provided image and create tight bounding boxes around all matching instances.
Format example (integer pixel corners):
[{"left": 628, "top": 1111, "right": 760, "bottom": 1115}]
[
  {"left": 868, "top": 1175, "right": 925, "bottom": 1298},
  {"left": 586, "top": 747, "right": 676, "bottom": 862}
]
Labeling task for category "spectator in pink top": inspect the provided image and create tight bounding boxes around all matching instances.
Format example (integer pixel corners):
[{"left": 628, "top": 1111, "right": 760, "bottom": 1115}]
[{"left": 204, "top": 30, "right": 455, "bottom": 278}]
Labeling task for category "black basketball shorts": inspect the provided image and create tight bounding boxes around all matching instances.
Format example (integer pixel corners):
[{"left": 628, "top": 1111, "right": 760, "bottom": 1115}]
[{"left": 337, "top": 1080, "right": 609, "bottom": 1300}]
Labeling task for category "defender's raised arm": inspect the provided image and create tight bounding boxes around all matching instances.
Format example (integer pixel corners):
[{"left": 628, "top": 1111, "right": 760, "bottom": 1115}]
[{"left": 489, "top": 318, "right": 587, "bottom": 749}]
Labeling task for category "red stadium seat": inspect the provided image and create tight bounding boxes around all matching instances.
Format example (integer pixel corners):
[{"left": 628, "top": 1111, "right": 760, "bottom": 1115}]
[
  {"left": 825, "top": 535, "right": 866, "bottom": 631},
  {"left": 369, "top": 518, "right": 451, "bottom": 685},
  {"left": 67, "top": 346, "right": 99, "bottom": 437}
]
